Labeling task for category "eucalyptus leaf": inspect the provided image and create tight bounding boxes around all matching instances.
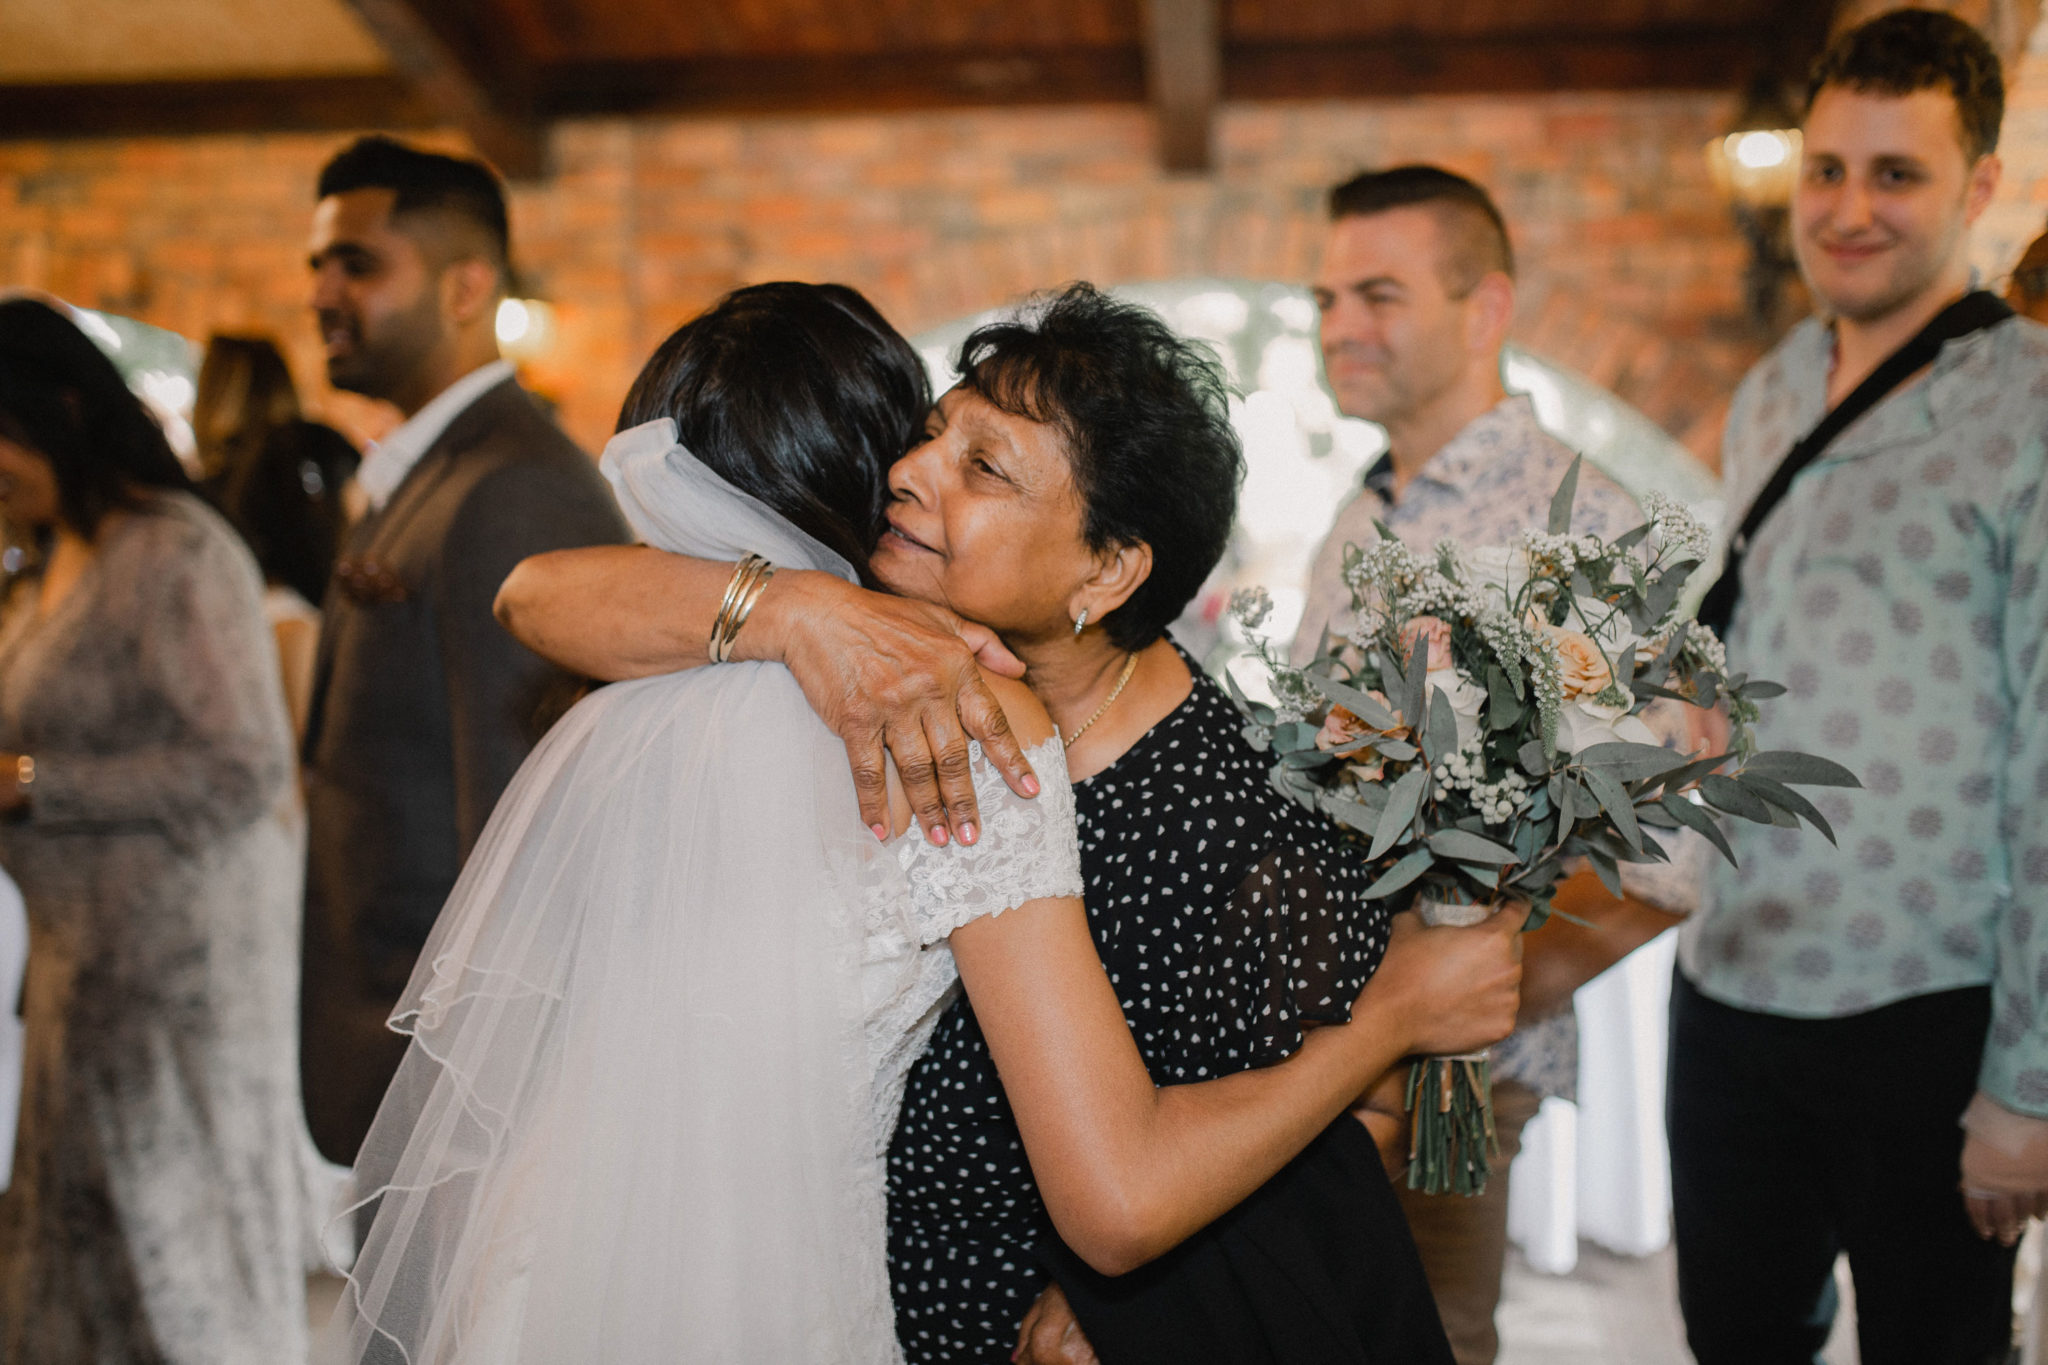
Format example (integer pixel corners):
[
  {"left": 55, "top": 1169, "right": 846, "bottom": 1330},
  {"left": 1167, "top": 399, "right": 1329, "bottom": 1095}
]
[
  {"left": 1641, "top": 559, "right": 1697, "bottom": 626},
  {"left": 1271, "top": 721, "right": 1319, "bottom": 754},
  {"left": 1653, "top": 750, "right": 1735, "bottom": 796},
  {"left": 1241, "top": 724, "right": 1272, "bottom": 753},
  {"left": 1586, "top": 848, "right": 1624, "bottom": 898},
  {"left": 1555, "top": 775, "right": 1578, "bottom": 827},
  {"left": 1700, "top": 773, "right": 1773, "bottom": 822},
  {"left": 1741, "top": 680, "right": 1788, "bottom": 699},
  {"left": 1739, "top": 751, "right": 1863, "bottom": 789},
  {"left": 1575, "top": 741, "right": 1689, "bottom": 783},
  {"left": 1318, "top": 794, "right": 1382, "bottom": 837},
  {"left": 1398, "top": 635, "right": 1430, "bottom": 731},
  {"left": 1636, "top": 627, "right": 1688, "bottom": 688},
  {"left": 1611, "top": 523, "right": 1652, "bottom": 555},
  {"left": 1579, "top": 764, "right": 1644, "bottom": 852},
  {"left": 1310, "top": 673, "right": 1401, "bottom": 730},
  {"left": 1486, "top": 666, "right": 1524, "bottom": 730},
  {"left": 1740, "top": 775, "right": 1836, "bottom": 843},
  {"left": 1428, "top": 828, "right": 1522, "bottom": 865},
  {"left": 1368, "top": 767, "right": 1428, "bottom": 860},
  {"left": 1548, "top": 455, "right": 1583, "bottom": 535},
  {"left": 1519, "top": 739, "right": 1552, "bottom": 777},
  {"left": 1635, "top": 801, "right": 1683, "bottom": 829},
  {"left": 1376, "top": 739, "right": 1419, "bottom": 761},
  {"left": 1425, "top": 685, "right": 1459, "bottom": 764},
  {"left": 1661, "top": 793, "right": 1735, "bottom": 863},
  {"left": 1361, "top": 846, "right": 1435, "bottom": 899},
  {"left": 1281, "top": 748, "right": 1335, "bottom": 770}
]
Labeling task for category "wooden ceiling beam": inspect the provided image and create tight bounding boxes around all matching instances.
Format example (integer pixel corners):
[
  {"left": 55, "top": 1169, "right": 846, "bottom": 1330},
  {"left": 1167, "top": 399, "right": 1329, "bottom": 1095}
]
[
  {"left": 0, "top": 24, "right": 1807, "bottom": 144},
  {"left": 0, "top": 75, "right": 436, "bottom": 140},
  {"left": 1225, "top": 29, "right": 1800, "bottom": 99},
  {"left": 1145, "top": 0, "right": 1222, "bottom": 173},
  {"left": 538, "top": 48, "right": 1145, "bottom": 117},
  {"left": 340, "top": 0, "right": 545, "bottom": 178}
]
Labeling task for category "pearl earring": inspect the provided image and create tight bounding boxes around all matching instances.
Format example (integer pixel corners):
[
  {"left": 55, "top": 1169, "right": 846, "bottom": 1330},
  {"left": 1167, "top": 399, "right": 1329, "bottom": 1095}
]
[{"left": 1072, "top": 608, "right": 1089, "bottom": 636}]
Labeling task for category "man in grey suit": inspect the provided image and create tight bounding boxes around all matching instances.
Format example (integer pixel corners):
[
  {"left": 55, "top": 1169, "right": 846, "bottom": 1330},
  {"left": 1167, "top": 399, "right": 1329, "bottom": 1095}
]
[{"left": 299, "top": 136, "right": 629, "bottom": 1163}]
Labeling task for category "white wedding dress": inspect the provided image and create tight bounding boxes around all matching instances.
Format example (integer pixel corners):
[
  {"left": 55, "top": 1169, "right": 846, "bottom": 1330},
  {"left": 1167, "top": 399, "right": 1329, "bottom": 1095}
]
[{"left": 326, "top": 419, "right": 1082, "bottom": 1365}]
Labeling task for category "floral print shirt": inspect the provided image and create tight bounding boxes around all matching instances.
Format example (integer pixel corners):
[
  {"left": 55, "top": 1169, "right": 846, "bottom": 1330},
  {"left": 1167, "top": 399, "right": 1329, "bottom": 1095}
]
[
  {"left": 1680, "top": 313, "right": 2048, "bottom": 1116},
  {"left": 1296, "top": 393, "right": 1643, "bottom": 1102}
]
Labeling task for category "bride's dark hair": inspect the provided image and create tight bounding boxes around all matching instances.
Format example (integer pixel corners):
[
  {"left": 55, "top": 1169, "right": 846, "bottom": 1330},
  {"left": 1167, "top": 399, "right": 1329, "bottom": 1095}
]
[{"left": 617, "top": 282, "right": 929, "bottom": 580}]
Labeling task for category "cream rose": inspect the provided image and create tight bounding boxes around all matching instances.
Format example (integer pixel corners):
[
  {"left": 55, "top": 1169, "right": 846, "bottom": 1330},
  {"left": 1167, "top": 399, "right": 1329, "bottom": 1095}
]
[{"left": 1543, "top": 626, "right": 1616, "bottom": 700}]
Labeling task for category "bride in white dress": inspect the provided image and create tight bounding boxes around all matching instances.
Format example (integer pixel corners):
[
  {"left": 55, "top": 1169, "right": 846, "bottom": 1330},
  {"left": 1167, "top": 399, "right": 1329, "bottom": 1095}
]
[{"left": 327, "top": 283, "right": 1521, "bottom": 1364}]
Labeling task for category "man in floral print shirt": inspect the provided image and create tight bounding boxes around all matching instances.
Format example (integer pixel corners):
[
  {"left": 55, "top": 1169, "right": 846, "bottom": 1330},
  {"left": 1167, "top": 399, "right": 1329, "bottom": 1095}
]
[
  {"left": 1293, "top": 165, "right": 1690, "bottom": 1365},
  {"left": 1672, "top": 12, "right": 2048, "bottom": 1364}
]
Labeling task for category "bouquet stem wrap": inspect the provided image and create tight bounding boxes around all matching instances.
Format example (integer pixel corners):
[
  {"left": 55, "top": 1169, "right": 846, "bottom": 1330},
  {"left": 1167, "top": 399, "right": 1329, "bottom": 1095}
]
[{"left": 1405, "top": 896, "right": 1501, "bottom": 1197}]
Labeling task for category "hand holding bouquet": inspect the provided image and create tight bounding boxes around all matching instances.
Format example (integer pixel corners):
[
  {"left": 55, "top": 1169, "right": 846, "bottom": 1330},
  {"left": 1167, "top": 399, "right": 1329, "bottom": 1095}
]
[{"left": 1229, "top": 461, "right": 1857, "bottom": 1195}]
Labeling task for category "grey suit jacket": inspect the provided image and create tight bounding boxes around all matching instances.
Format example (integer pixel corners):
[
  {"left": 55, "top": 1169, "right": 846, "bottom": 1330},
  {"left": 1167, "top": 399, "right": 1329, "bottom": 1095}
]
[{"left": 299, "top": 377, "right": 629, "bottom": 1161}]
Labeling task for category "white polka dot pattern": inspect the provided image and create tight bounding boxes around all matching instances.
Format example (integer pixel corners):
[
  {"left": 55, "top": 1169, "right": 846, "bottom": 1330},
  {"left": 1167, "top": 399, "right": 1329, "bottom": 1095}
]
[{"left": 884, "top": 656, "right": 1389, "bottom": 1362}]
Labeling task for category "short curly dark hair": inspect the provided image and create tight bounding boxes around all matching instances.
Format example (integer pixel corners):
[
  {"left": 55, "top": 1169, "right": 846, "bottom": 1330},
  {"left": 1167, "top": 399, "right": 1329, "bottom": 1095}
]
[
  {"left": 1807, "top": 8, "right": 2004, "bottom": 160},
  {"left": 953, "top": 284, "right": 1243, "bottom": 652}
]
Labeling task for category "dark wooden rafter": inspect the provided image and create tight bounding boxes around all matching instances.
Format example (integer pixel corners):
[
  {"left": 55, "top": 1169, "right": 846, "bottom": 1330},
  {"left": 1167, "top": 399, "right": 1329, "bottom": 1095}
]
[
  {"left": 1145, "top": 0, "right": 1221, "bottom": 173},
  {"left": 340, "top": 0, "right": 545, "bottom": 178},
  {"left": 0, "top": 76, "right": 436, "bottom": 140},
  {"left": 0, "top": 23, "right": 1828, "bottom": 151}
]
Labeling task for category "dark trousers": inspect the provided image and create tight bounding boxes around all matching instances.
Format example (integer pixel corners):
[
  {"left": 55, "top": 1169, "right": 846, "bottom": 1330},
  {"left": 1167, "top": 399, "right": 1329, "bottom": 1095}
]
[{"left": 1668, "top": 971, "right": 2015, "bottom": 1365}]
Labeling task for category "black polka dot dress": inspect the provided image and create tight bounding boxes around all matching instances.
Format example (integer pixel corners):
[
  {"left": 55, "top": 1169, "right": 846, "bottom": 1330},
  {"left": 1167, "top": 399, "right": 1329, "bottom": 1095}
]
[{"left": 886, "top": 652, "right": 1424, "bottom": 1364}]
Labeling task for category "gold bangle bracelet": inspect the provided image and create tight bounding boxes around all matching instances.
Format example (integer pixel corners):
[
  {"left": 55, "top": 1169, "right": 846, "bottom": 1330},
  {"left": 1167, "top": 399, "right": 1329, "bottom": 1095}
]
[
  {"left": 709, "top": 554, "right": 776, "bottom": 663},
  {"left": 723, "top": 561, "right": 778, "bottom": 659},
  {"left": 709, "top": 556, "right": 759, "bottom": 659}
]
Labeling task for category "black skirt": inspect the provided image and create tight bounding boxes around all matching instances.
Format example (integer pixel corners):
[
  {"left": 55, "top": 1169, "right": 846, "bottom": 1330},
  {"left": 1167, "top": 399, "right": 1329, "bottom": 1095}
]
[{"left": 1040, "top": 1118, "right": 1453, "bottom": 1365}]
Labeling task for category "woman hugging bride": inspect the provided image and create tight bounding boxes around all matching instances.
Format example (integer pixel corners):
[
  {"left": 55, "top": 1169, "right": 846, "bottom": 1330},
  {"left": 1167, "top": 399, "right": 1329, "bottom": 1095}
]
[{"left": 327, "top": 281, "right": 1520, "bottom": 1364}]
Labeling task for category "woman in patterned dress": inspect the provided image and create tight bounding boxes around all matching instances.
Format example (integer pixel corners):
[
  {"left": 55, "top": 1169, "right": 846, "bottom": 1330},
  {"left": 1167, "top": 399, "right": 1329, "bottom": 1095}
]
[
  {"left": 500, "top": 284, "right": 1526, "bottom": 1363},
  {"left": 0, "top": 299, "right": 306, "bottom": 1362}
]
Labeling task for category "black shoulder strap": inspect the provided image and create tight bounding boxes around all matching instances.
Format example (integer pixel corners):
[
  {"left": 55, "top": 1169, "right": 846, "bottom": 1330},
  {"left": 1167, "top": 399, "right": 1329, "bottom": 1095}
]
[{"left": 1695, "top": 290, "right": 2015, "bottom": 636}]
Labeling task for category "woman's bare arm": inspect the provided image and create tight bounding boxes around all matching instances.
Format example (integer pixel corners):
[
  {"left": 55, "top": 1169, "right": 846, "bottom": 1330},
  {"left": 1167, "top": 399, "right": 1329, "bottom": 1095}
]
[
  {"left": 493, "top": 546, "right": 1036, "bottom": 843},
  {"left": 951, "top": 902, "right": 1522, "bottom": 1276}
]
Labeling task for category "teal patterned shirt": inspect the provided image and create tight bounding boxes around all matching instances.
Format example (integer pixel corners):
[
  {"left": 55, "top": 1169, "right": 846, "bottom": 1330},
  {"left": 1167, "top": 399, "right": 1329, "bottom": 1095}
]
[{"left": 1680, "top": 313, "right": 2048, "bottom": 1116}]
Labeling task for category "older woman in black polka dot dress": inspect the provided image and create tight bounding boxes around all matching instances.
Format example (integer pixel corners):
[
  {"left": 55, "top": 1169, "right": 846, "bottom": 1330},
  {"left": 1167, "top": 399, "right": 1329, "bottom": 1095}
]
[{"left": 497, "top": 285, "right": 1525, "bottom": 1365}]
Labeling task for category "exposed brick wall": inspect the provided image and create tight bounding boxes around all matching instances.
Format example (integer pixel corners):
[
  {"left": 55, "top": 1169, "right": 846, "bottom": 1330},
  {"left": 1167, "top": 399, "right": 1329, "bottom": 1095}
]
[{"left": 3, "top": 69, "right": 2044, "bottom": 466}]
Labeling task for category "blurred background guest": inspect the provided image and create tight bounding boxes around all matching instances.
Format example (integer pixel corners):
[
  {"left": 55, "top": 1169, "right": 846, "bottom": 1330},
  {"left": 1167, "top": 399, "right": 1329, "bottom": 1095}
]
[
  {"left": 2010, "top": 219, "right": 2048, "bottom": 324},
  {"left": 0, "top": 298, "right": 306, "bottom": 1363},
  {"left": 195, "top": 334, "right": 360, "bottom": 740},
  {"left": 297, "top": 136, "right": 629, "bottom": 1169}
]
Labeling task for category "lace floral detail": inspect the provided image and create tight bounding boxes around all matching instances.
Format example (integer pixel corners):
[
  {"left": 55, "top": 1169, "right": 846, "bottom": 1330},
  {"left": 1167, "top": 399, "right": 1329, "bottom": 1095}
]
[
  {"left": 896, "top": 735, "right": 1082, "bottom": 942},
  {"left": 861, "top": 734, "right": 1080, "bottom": 1155}
]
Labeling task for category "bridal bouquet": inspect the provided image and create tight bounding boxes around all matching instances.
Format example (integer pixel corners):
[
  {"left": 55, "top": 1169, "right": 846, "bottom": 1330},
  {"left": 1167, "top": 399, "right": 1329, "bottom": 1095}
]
[{"left": 1227, "top": 460, "right": 1856, "bottom": 1195}]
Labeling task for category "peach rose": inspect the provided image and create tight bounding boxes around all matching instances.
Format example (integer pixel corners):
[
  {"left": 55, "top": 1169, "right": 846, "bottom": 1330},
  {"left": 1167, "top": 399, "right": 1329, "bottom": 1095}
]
[
  {"left": 1397, "top": 615, "right": 1455, "bottom": 671},
  {"left": 1315, "top": 690, "right": 1406, "bottom": 753},
  {"left": 1543, "top": 626, "right": 1616, "bottom": 699}
]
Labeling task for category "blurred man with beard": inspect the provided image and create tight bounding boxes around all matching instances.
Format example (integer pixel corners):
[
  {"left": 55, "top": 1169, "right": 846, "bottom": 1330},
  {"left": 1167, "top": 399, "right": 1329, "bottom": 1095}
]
[
  {"left": 299, "top": 136, "right": 626, "bottom": 1166},
  {"left": 1290, "top": 165, "right": 1691, "bottom": 1365}
]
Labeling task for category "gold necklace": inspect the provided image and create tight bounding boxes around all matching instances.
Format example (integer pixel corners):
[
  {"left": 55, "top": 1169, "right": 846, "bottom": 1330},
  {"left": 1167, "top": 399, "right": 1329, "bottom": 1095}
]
[{"left": 1063, "top": 652, "right": 1140, "bottom": 750}]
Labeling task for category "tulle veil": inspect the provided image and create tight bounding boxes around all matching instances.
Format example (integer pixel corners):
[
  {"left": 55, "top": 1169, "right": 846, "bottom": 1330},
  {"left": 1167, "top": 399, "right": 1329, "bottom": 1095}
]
[{"left": 326, "top": 419, "right": 902, "bottom": 1364}]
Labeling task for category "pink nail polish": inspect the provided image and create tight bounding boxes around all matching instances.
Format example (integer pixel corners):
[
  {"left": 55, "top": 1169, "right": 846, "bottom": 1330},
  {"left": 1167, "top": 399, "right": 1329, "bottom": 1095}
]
[
  {"left": 928, "top": 825, "right": 948, "bottom": 846},
  {"left": 960, "top": 822, "right": 977, "bottom": 845},
  {"left": 871, "top": 823, "right": 889, "bottom": 842},
  {"left": 1022, "top": 774, "right": 1041, "bottom": 796}
]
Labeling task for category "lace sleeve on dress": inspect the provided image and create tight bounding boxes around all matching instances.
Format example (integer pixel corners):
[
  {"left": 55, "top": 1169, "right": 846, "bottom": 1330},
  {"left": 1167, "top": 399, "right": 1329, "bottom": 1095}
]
[{"left": 894, "top": 734, "right": 1082, "bottom": 945}]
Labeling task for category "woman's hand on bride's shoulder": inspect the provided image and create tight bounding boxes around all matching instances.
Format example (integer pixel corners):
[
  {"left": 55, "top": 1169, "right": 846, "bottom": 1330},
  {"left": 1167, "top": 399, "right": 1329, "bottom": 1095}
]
[{"left": 753, "top": 570, "right": 1041, "bottom": 846}]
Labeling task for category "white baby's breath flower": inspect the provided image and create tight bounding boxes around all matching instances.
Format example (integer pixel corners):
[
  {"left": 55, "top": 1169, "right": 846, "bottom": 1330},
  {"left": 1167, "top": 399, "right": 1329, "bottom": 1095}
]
[{"left": 1228, "top": 586, "right": 1274, "bottom": 632}]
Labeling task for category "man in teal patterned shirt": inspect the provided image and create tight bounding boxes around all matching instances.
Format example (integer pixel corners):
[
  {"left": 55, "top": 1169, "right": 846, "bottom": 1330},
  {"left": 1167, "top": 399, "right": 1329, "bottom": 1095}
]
[{"left": 1673, "top": 12, "right": 2048, "bottom": 1363}]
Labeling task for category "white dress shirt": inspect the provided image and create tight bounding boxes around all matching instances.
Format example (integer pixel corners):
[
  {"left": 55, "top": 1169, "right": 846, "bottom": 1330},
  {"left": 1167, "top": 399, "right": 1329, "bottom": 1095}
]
[{"left": 355, "top": 359, "right": 518, "bottom": 513}]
